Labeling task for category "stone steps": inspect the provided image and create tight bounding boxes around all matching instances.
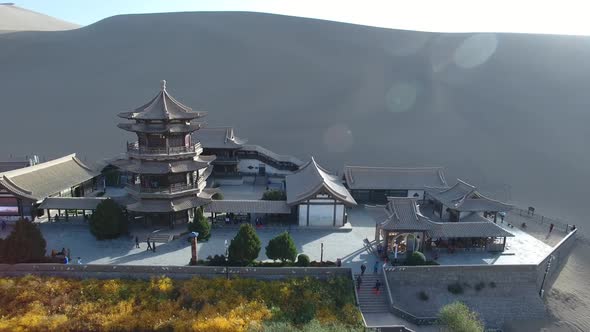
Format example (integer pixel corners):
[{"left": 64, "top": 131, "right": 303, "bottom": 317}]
[
  {"left": 355, "top": 274, "right": 390, "bottom": 313},
  {"left": 144, "top": 234, "right": 172, "bottom": 243}
]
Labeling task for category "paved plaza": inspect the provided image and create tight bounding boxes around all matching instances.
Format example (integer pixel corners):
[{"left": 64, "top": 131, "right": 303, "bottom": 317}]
[{"left": 34, "top": 205, "right": 559, "bottom": 269}]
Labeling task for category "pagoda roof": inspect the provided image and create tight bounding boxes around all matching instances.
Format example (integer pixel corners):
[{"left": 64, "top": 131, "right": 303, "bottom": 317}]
[
  {"left": 109, "top": 156, "right": 215, "bottom": 174},
  {"left": 126, "top": 195, "right": 210, "bottom": 213},
  {"left": 0, "top": 154, "right": 99, "bottom": 200},
  {"left": 343, "top": 166, "right": 447, "bottom": 190},
  {"left": 192, "top": 127, "right": 246, "bottom": 149},
  {"left": 285, "top": 157, "right": 356, "bottom": 206},
  {"left": 378, "top": 198, "right": 431, "bottom": 231},
  {"left": 118, "top": 80, "right": 206, "bottom": 121},
  {"left": 117, "top": 122, "right": 203, "bottom": 134},
  {"left": 425, "top": 179, "right": 513, "bottom": 212}
]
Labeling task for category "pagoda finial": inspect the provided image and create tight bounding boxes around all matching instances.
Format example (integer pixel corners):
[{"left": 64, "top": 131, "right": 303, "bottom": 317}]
[{"left": 160, "top": 80, "right": 167, "bottom": 91}]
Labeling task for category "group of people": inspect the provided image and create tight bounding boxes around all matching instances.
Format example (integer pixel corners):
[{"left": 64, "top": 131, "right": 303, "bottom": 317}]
[
  {"left": 136, "top": 236, "right": 157, "bottom": 252},
  {"left": 50, "top": 247, "right": 82, "bottom": 264},
  {"left": 355, "top": 261, "right": 383, "bottom": 295}
]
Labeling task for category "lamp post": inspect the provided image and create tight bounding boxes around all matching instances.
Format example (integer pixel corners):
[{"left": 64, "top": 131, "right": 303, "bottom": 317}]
[
  {"left": 320, "top": 243, "right": 324, "bottom": 263},
  {"left": 225, "top": 239, "right": 230, "bottom": 280}
]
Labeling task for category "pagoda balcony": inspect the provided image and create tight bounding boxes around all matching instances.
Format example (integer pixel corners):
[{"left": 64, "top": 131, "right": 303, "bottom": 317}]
[
  {"left": 125, "top": 182, "right": 199, "bottom": 196},
  {"left": 213, "top": 155, "right": 239, "bottom": 164},
  {"left": 127, "top": 142, "right": 202, "bottom": 156}
]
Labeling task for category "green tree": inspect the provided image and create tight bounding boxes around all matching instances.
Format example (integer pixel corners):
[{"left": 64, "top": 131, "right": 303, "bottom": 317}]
[
  {"left": 438, "top": 301, "right": 484, "bottom": 332},
  {"left": 228, "top": 224, "right": 261, "bottom": 265},
  {"left": 261, "top": 190, "right": 286, "bottom": 201},
  {"left": 404, "top": 251, "right": 426, "bottom": 266},
  {"left": 266, "top": 232, "right": 298, "bottom": 263},
  {"left": 89, "top": 199, "right": 127, "bottom": 240},
  {"left": 188, "top": 207, "right": 211, "bottom": 240},
  {"left": 0, "top": 219, "right": 46, "bottom": 263},
  {"left": 296, "top": 254, "right": 310, "bottom": 267}
]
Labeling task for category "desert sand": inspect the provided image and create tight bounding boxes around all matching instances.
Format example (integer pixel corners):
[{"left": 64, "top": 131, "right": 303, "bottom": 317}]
[
  {"left": 0, "top": 10, "right": 589, "bottom": 331},
  {"left": 0, "top": 4, "right": 79, "bottom": 33}
]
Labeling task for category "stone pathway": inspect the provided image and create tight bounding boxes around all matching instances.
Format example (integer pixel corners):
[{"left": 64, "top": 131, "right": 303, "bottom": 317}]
[{"left": 356, "top": 273, "right": 389, "bottom": 313}]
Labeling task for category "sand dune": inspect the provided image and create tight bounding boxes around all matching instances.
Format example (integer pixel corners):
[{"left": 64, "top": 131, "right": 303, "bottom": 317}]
[
  {"left": 0, "top": 3, "right": 79, "bottom": 33},
  {"left": 0, "top": 11, "right": 589, "bottom": 330}
]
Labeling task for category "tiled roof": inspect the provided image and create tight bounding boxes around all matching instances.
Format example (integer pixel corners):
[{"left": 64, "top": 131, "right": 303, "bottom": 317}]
[
  {"left": 38, "top": 197, "right": 107, "bottom": 210},
  {"left": 109, "top": 156, "right": 214, "bottom": 174},
  {"left": 117, "top": 122, "right": 202, "bottom": 134},
  {"left": 344, "top": 166, "right": 447, "bottom": 190},
  {"left": 426, "top": 179, "right": 513, "bottom": 212},
  {"left": 126, "top": 195, "right": 209, "bottom": 213},
  {"left": 192, "top": 127, "right": 246, "bottom": 149},
  {"left": 204, "top": 200, "right": 291, "bottom": 214},
  {"left": 285, "top": 157, "right": 356, "bottom": 206},
  {"left": 427, "top": 220, "right": 514, "bottom": 238},
  {"left": 0, "top": 154, "right": 99, "bottom": 200},
  {"left": 118, "top": 80, "right": 206, "bottom": 121}
]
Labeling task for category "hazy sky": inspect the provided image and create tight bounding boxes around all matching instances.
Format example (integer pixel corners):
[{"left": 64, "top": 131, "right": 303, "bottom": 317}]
[{"left": 14, "top": 0, "right": 590, "bottom": 35}]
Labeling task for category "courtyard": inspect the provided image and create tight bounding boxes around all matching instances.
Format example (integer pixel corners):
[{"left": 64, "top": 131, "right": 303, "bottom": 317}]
[{"left": 32, "top": 205, "right": 564, "bottom": 271}]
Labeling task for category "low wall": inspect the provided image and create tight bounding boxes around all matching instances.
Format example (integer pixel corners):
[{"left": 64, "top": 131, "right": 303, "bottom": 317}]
[
  {"left": 536, "top": 229, "right": 578, "bottom": 295},
  {"left": 0, "top": 264, "right": 350, "bottom": 281}
]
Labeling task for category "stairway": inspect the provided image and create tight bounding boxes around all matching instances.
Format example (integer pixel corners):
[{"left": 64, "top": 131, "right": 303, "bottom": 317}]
[
  {"left": 145, "top": 233, "right": 173, "bottom": 243},
  {"left": 355, "top": 273, "right": 390, "bottom": 313}
]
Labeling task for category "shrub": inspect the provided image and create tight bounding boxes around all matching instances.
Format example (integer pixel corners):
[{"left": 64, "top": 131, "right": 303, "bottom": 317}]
[
  {"left": 296, "top": 254, "right": 311, "bottom": 267},
  {"left": 205, "top": 254, "right": 227, "bottom": 266},
  {"left": 474, "top": 282, "right": 485, "bottom": 292},
  {"left": 261, "top": 190, "right": 286, "bottom": 201},
  {"left": 404, "top": 251, "right": 427, "bottom": 266},
  {"left": 89, "top": 199, "right": 127, "bottom": 240},
  {"left": 418, "top": 291, "right": 429, "bottom": 301},
  {"left": 228, "top": 224, "right": 261, "bottom": 265},
  {"left": 212, "top": 192, "right": 223, "bottom": 200},
  {"left": 266, "top": 232, "right": 298, "bottom": 263},
  {"left": 447, "top": 282, "right": 464, "bottom": 295},
  {"left": 438, "top": 301, "right": 484, "bottom": 332},
  {"left": 0, "top": 219, "right": 46, "bottom": 263},
  {"left": 187, "top": 207, "right": 210, "bottom": 241}
]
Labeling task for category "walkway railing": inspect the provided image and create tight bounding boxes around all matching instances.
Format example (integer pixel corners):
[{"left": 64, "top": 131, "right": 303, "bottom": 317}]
[
  {"left": 126, "top": 142, "right": 201, "bottom": 155},
  {"left": 512, "top": 207, "right": 572, "bottom": 233},
  {"left": 126, "top": 183, "right": 198, "bottom": 194}
]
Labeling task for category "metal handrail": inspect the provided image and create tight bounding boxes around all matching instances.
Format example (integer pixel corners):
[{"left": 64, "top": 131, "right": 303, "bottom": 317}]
[{"left": 126, "top": 182, "right": 197, "bottom": 194}]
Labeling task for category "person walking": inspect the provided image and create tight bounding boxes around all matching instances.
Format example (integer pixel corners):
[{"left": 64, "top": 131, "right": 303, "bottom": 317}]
[
  {"left": 360, "top": 263, "right": 367, "bottom": 276},
  {"left": 373, "top": 279, "right": 381, "bottom": 295},
  {"left": 135, "top": 236, "right": 140, "bottom": 249},
  {"left": 549, "top": 223, "right": 554, "bottom": 233},
  {"left": 152, "top": 241, "right": 156, "bottom": 252},
  {"left": 146, "top": 237, "right": 152, "bottom": 251},
  {"left": 373, "top": 261, "right": 379, "bottom": 274},
  {"left": 356, "top": 275, "right": 362, "bottom": 290}
]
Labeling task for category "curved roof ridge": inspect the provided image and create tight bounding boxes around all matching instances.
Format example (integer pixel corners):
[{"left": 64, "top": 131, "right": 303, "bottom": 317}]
[{"left": 0, "top": 153, "right": 77, "bottom": 177}]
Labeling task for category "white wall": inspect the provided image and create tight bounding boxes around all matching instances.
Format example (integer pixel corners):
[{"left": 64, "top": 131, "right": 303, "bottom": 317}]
[
  {"left": 237, "top": 159, "right": 294, "bottom": 176},
  {"left": 298, "top": 205, "right": 308, "bottom": 226},
  {"left": 308, "top": 204, "right": 335, "bottom": 226},
  {"left": 335, "top": 204, "right": 344, "bottom": 226}
]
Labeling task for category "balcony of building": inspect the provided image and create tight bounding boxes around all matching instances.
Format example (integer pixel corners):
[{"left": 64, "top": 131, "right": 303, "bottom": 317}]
[{"left": 126, "top": 141, "right": 202, "bottom": 157}]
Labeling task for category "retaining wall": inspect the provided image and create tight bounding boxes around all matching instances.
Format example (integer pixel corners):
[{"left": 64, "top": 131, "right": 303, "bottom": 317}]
[
  {"left": 536, "top": 229, "right": 578, "bottom": 295},
  {"left": 0, "top": 264, "right": 350, "bottom": 281}
]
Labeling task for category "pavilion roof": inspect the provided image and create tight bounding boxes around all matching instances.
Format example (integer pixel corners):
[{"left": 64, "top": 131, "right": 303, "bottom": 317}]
[
  {"left": 109, "top": 156, "right": 214, "bottom": 174},
  {"left": 0, "top": 154, "right": 99, "bottom": 200},
  {"left": 117, "top": 122, "right": 203, "bottom": 134},
  {"left": 376, "top": 198, "right": 432, "bottom": 231},
  {"left": 343, "top": 166, "right": 447, "bottom": 190},
  {"left": 118, "top": 80, "right": 206, "bottom": 121},
  {"left": 425, "top": 179, "right": 513, "bottom": 212},
  {"left": 192, "top": 127, "right": 246, "bottom": 149},
  {"left": 38, "top": 197, "right": 107, "bottom": 210},
  {"left": 285, "top": 157, "right": 356, "bottom": 206},
  {"left": 367, "top": 198, "right": 514, "bottom": 238}
]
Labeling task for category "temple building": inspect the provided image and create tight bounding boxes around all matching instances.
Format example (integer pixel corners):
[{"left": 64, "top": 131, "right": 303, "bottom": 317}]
[
  {"left": 110, "top": 80, "right": 217, "bottom": 227},
  {"left": 193, "top": 127, "right": 302, "bottom": 177},
  {"left": 343, "top": 166, "right": 447, "bottom": 204},
  {"left": 424, "top": 179, "right": 513, "bottom": 223},
  {"left": 368, "top": 196, "right": 514, "bottom": 260},
  {"left": 286, "top": 157, "right": 356, "bottom": 227},
  {"left": 0, "top": 154, "right": 99, "bottom": 220}
]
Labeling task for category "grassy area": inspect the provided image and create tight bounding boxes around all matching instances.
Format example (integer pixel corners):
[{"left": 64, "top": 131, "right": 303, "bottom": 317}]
[{"left": 0, "top": 275, "right": 363, "bottom": 331}]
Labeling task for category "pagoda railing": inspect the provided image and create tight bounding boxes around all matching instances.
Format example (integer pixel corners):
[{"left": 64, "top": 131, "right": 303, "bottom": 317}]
[
  {"left": 126, "top": 182, "right": 198, "bottom": 194},
  {"left": 127, "top": 142, "right": 201, "bottom": 155}
]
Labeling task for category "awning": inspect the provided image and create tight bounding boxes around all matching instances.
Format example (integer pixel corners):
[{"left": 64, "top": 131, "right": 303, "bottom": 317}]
[
  {"left": 38, "top": 197, "right": 108, "bottom": 210},
  {"left": 204, "top": 200, "right": 291, "bottom": 214}
]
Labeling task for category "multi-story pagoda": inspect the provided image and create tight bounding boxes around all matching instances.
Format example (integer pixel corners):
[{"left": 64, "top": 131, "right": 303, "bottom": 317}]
[{"left": 113, "top": 80, "right": 216, "bottom": 227}]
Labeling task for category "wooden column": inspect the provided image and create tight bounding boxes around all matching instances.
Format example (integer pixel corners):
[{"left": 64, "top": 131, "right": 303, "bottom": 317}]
[
  {"left": 306, "top": 203, "right": 310, "bottom": 227},
  {"left": 333, "top": 200, "right": 337, "bottom": 227}
]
